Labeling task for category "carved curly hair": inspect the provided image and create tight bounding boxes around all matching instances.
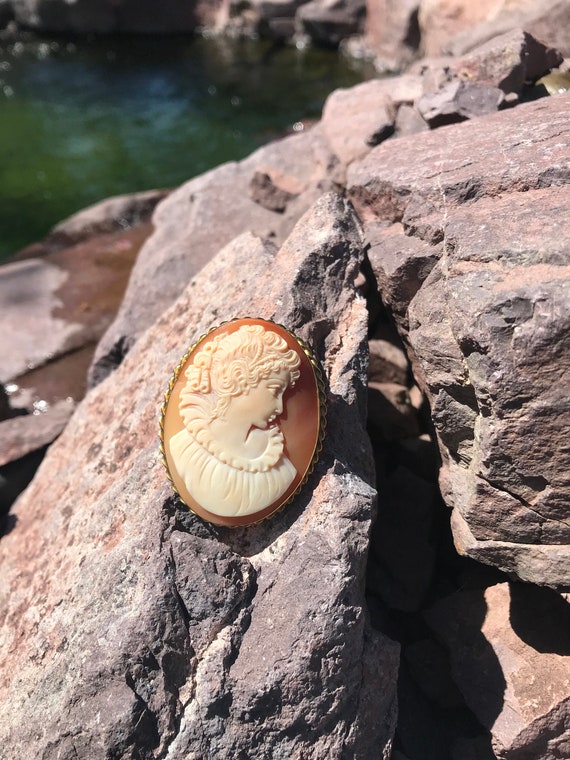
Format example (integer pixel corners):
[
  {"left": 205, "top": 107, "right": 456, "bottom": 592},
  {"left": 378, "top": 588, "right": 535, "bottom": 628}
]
[{"left": 184, "top": 324, "right": 301, "bottom": 420}]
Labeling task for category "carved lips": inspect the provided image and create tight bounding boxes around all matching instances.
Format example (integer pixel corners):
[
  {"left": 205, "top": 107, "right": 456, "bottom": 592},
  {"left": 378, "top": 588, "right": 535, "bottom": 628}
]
[{"left": 160, "top": 318, "right": 326, "bottom": 527}]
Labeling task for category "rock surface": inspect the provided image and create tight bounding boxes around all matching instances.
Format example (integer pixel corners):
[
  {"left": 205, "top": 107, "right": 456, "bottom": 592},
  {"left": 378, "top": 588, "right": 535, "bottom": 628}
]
[
  {"left": 296, "top": 0, "right": 366, "bottom": 47},
  {"left": 2, "top": 25, "right": 569, "bottom": 759},
  {"left": 0, "top": 194, "right": 399, "bottom": 758},
  {"left": 0, "top": 220, "right": 153, "bottom": 520},
  {"left": 89, "top": 125, "right": 338, "bottom": 386},
  {"left": 417, "top": 0, "right": 568, "bottom": 58},
  {"left": 364, "top": 0, "right": 420, "bottom": 70},
  {"left": 426, "top": 582, "right": 570, "bottom": 759},
  {"left": 351, "top": 94, "right": 570, "bottom": 589}
]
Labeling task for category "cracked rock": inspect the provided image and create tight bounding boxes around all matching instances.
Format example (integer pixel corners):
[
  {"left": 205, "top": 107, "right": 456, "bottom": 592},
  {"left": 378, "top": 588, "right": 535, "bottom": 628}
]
[
  {"left": 425, "top": 582, "right": 570, "bottom": 759},
  {"left": 0, "top": 193, "right": 399, "bottom": 759},
  {"left": 354, "top": 96, "right": 570, "bottom": 588}
]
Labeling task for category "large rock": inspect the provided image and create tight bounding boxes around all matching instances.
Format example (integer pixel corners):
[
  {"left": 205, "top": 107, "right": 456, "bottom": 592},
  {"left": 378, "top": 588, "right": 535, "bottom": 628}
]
[
  {"left": 453, "top": 28, "right": 563, "bottom": 95},
  {"left": 419, "top": 0, "right": 570, "bottom": 59},
  {"left": 426, "top": 582, "right": 570, "bottom": 759},
  {"left": 322, "top": 80, "right": 396, "bottom": 165},
  {"left": 0, "top": 193, "right": 399, "bottom": 758},
  {"left": 349, "top": 94, "right": 570, "bottom": 588},
  {"left": 89, "top": 125, "right": 338, "bottom": 386},
  {"left": 296, "top": 0, "right": 366, "bottom": 47},
  {"left": 444, "top": 2, "right": 570, "bottom": 59},
  {"left": 364, "top": 0, "right": 421, "bottom": 70},
  {"left": 418, "top": 0, "right": 533, "bottom": 57},
  {"left": 411, "top": 28, "right": 563, "bottom": 127},
  {"left": 0, "top": 222, "right": 152, "bottom": 525}
]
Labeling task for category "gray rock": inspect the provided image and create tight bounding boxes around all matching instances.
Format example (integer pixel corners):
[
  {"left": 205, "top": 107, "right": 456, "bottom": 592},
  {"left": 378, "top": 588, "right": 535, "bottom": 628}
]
[
  {"left": 416, "top": 80, "right": 504, "bottom": 127},
  {"left": 0, "top": 193, "right": 399, "bottom": 759},
  {"left": 351, "top": 96, "right": 570, "bottom": 588}
]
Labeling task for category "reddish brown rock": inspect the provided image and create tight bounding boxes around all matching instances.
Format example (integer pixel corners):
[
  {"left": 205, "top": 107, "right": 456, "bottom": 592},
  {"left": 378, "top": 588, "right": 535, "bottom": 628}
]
[
  {"left": 368, "top": 381, "right": 420, "bottom": 441},
  {"left": 454, "top": 28, "right": 563, "bottom": 95},
  {"left": 443, "top": 1, "right": 570, "bottom": 59},
  {"left": 0, "top": 400, "right": 74, "bottom": 468},
  {"left": 322, "top": 81, "right": 396, "bottom": 165},
  {"left": 418, "top": 0, "right": 544, "bottom": 57},
  {"left": 364, "top": 0, "right": 421, "bottom": 70},
  {"left": 394, "top": 103, "right": 429, "bottom": 135},
  {"left": 46, "top": 189, "right": 168, "bottom": 248},
  {"left": 365, "top": 222, "right": 441, "bottom": 329},
  {"left": 89, "top": 125, "right": 339, "bottom": 386},
  {"left": 1, "top": 225, "right": 149, "bottom": 389},
  {"left": 368, "top": 466, "right": 437, "bottom": 611},
  {"left": 426, "top": 582, "right": 570, "bottom": 759},
  {"left": 0, "top": 193, "right": 399, "bottom": 759},
  {"left": 348, "top": 94, "right": 570, "bottom": 232},
  {"left": 249, "top": 166, "right": 306, "bottom": 212},
  {"left": 0, "top": 401, "right": 75, "bottom": 518},
  {"left": 368, "top": 335, "right": 409, "bottom": 385},
  {"left": 0, "top": 223, "right": 151, "bottom": 514}
]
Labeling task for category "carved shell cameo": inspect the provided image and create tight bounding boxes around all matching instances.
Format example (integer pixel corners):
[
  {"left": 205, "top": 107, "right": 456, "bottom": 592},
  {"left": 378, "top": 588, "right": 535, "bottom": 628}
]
[{"left": 160, "top": 318, "right": 326, "bottom": 527}]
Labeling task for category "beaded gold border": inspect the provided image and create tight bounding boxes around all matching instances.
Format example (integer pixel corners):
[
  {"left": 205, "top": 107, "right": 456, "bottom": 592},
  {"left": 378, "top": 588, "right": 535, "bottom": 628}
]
[{"left": 158, "top": 317, "right": 327, "bottom": 527}]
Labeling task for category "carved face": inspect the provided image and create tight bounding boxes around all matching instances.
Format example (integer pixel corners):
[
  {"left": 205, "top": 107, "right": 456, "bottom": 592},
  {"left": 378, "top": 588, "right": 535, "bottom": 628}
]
[
  {"left": 226, "top": 368, "right": 290, "bottom": 430},
  {"left": 160, "top": 318, "right": 325, "bottom": 527}
]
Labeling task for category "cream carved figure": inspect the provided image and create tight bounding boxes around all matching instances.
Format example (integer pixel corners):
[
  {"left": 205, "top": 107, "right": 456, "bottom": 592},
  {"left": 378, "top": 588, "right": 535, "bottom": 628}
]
[{"left": 169, "top": 324, "right": 301, "bottom": 517}]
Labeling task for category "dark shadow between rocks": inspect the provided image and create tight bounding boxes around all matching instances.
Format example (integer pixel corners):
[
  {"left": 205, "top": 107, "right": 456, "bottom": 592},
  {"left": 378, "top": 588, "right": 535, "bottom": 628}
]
[
  {"left": 509, "top": 581, "right": 570, "bottom": 655},
  {"left": 0, "top": 512, "right": 17, "bottom": 539},
  {"left": 0, "top": 446, "right": 48, "bottom": 537},
  {"left": 88, "top": 334, "right": 133, "bottom": 388}
]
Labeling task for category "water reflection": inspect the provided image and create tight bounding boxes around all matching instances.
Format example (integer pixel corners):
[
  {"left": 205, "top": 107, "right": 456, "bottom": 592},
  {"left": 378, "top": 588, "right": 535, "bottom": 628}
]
[{"left": 0, "top": 35, "right": 373, "bottom": 259}]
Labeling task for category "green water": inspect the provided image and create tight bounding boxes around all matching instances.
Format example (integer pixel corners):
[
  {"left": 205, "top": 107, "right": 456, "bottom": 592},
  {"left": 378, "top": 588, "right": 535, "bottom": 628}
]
[{"left": 0, "top": 35, "right": 373, "bottom": 260}]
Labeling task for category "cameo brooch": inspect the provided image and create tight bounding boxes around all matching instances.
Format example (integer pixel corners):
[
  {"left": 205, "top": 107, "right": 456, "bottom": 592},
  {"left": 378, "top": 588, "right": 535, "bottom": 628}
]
[{"left": 160, "top": 317, "right": 326, "bottom": 526}]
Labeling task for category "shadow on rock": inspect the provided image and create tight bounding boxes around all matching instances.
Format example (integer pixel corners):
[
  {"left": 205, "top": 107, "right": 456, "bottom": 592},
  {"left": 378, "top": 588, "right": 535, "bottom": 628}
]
[{"left": 509, "top": 581, "right": 570, "bottom": 656}]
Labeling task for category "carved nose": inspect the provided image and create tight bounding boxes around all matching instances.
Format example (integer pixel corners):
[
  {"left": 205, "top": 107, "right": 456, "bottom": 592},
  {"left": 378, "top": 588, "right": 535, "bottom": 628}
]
[{"left": 275, "top": 396, "right": 283, "bottom": 415}]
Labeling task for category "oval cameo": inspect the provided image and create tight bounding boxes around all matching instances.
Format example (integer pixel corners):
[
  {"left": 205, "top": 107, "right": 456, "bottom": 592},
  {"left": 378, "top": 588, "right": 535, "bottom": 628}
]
[{"left": 160, "top": 318, "right": 326, "bottom": 527}]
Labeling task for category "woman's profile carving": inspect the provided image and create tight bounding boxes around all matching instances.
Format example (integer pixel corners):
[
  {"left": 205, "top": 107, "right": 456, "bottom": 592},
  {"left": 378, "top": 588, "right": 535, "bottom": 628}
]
[{"left": 168, "top": 323, "right": 301, "bottom": 518}]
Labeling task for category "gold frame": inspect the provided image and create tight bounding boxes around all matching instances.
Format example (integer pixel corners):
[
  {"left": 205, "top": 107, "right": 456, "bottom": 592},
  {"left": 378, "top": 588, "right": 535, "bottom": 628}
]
[{"left": 159, "top": 317, "right": 327, "bottom": 527}]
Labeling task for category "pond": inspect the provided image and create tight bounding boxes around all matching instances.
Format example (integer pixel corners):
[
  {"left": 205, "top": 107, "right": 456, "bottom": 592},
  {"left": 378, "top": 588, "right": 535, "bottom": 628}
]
[{"left": 0, "top": 34, "right": 373, "bottom": 260}]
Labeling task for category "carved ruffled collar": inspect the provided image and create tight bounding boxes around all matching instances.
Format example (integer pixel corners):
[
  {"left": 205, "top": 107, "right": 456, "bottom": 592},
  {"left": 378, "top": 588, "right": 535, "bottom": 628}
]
[{"left": 180, "top": 397, "right": 285, "bottom": 473}]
